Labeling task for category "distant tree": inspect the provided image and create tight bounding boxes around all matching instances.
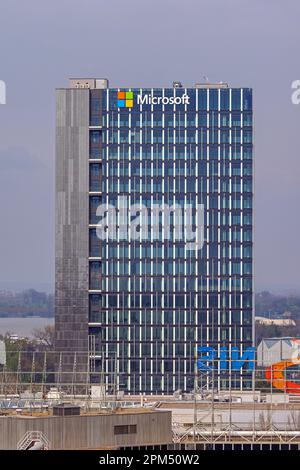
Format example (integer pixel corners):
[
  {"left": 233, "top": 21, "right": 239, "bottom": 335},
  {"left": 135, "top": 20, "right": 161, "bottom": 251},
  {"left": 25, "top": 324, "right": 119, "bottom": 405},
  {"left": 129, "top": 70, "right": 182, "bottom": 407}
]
[
  {"left": 255, "top": 291, "right": 300, "bottom": 319},
  {"left": 32, "top": 325, "right": 55, "bottom": 349},
  {"left": 255, "top": 320, "right": 300, "bottom": 345},
  {"left": 0, "top": 289, "right": 54, "bottom": 316}
]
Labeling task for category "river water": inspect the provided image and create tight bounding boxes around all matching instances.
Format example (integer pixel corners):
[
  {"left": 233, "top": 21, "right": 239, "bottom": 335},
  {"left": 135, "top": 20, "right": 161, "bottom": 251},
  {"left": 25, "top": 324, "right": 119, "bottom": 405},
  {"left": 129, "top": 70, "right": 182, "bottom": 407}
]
[{"left": 0, "top": 317, "right": 54, "bottom": 338}]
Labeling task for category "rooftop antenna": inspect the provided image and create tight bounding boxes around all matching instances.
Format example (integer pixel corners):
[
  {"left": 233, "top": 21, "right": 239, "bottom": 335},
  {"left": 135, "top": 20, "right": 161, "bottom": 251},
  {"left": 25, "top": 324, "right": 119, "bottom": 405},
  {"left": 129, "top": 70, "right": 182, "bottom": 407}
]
[{"left": 203, "top": 76, "right": 209, "bottom": 82}]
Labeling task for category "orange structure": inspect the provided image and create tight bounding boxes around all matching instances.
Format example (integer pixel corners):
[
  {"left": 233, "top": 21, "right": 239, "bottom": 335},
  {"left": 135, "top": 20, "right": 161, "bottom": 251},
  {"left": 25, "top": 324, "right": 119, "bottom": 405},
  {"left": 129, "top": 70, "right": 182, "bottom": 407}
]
[{"left": 265, "top": 359, "right": 300, "bottom": 394}]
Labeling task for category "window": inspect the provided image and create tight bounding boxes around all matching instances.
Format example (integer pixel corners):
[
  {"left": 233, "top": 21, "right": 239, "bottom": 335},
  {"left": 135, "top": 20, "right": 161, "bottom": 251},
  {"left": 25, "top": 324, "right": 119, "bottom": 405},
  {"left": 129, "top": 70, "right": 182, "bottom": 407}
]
[
  {"left": 89, "top": 261, "right": 101, "bottom": 289},
  {"left": 232, "top": 89, "right": 241, "bottom": 110},
  {"left": 114, "top": 424, "right": 137, "bottom": 435},
  {"left": 90, "top": 130, "right": 102, "bottom": 158}
]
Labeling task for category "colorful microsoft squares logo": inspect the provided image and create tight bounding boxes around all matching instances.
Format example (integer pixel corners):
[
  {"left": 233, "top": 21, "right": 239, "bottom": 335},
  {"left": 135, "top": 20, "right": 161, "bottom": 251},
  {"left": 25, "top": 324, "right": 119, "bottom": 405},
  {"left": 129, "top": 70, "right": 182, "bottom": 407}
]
[{"left": 118, "top": 90, "right": 133, "bottom": 108}]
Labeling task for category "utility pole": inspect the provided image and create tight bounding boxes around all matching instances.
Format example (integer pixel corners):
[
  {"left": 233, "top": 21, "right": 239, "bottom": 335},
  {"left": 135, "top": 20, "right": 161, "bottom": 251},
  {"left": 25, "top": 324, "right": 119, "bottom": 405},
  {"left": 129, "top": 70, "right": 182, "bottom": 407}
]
[{"left": 193, "top": 344, "right": 198, "bottom": 447}]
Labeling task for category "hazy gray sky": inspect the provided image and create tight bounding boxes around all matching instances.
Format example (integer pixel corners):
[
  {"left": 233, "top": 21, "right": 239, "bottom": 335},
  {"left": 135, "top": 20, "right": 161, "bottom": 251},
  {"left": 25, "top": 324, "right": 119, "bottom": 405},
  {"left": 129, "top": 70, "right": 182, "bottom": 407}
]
[{"left": 0, "top": 0, "right": 299, "bottom": 293}]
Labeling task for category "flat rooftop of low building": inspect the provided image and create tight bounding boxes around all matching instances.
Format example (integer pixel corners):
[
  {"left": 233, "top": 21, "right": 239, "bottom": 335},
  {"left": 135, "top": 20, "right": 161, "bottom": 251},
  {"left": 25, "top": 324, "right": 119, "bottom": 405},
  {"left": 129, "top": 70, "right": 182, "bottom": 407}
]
[{"left": 0, "top": 406, "right": 167, "bottom": 418}]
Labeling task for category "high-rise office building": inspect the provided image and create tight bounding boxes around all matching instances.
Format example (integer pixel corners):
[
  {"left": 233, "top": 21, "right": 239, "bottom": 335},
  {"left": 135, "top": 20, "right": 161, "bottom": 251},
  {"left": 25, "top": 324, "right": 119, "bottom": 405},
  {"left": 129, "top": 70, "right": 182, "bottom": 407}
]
[{"left": 55, "top": 78, "right": 253, "bottom": 394}]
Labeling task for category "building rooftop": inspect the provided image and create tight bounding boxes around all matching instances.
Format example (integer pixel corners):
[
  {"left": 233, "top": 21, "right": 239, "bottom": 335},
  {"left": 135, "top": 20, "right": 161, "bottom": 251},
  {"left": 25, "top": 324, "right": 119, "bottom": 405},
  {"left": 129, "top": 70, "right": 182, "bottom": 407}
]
[
  {"left": 63, "top": 78, "right": 231, "bottom": 90},
  {"left": 0, "top": 406, "right": 166, "bottom": 418}
]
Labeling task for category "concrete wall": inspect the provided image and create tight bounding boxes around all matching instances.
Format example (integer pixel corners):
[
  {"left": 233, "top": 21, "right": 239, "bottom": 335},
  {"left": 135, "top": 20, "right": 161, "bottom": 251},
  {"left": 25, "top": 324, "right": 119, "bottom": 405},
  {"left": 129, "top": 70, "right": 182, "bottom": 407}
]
[{"left": 0, "top": 410, "right": 172, "bottom": 450}]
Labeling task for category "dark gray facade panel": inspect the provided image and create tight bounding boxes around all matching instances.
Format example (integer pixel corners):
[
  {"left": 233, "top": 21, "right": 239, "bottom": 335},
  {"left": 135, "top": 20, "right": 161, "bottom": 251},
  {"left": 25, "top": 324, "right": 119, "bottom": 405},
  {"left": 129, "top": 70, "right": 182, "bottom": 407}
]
[{"left": 55, "top": 89, "right": 89, "bottom": 355}]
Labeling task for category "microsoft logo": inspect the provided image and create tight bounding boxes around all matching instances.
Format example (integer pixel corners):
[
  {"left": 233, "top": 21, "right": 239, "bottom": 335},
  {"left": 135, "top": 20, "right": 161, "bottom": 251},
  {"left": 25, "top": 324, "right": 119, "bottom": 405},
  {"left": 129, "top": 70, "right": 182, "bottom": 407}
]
[{"left": 118, "top": 90, "right": 133, "bottom": 108}]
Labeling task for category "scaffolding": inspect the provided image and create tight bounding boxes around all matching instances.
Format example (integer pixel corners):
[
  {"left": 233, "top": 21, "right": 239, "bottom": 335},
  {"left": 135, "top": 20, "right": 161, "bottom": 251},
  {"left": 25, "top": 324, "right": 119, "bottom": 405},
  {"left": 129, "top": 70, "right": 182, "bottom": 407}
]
[
  {"left": 0, "top": 349, "right": 300, "bottom": 445},
  {"left": 171, "top": 355, "right": 300, "bottom": 446}
]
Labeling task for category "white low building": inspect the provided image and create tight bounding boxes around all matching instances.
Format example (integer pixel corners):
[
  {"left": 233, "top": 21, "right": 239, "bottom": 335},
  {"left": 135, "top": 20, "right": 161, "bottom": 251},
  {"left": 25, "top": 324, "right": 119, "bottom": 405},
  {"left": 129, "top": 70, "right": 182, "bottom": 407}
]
[
  {"left": 255, "top": 317, "right": 296, "bottom": 326},
  {"left": 257, "top": 337, "right": 300, "bottom": 366}
]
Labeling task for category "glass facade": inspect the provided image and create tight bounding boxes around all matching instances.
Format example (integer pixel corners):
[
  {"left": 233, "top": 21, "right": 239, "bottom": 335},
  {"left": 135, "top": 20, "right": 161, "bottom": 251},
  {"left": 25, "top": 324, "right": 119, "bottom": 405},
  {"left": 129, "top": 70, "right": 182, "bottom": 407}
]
[{"left": 87, "top": 86, "right": 253, "bottom": 393}]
